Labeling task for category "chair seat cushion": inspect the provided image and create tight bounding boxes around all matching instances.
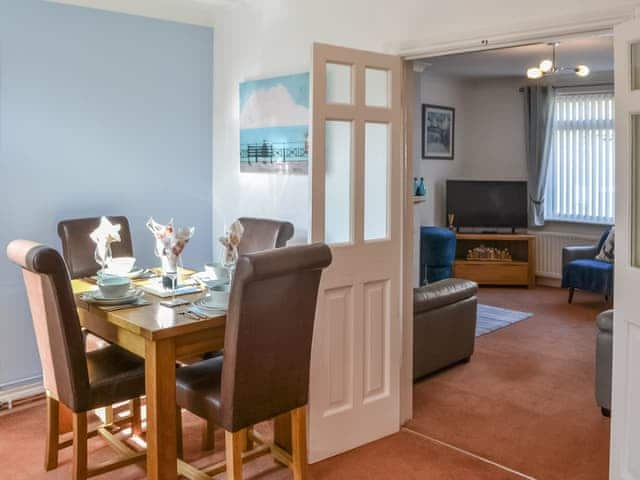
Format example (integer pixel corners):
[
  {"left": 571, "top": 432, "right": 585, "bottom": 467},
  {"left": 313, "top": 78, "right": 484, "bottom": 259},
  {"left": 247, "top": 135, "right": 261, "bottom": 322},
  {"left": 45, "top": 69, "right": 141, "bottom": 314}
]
[
  {"left": 562, "top": 259, "right": 614, "bottom": 296},
  {"left": 176, "top": 357, "right": 223, "bottom": 422},
  {"left": 414, "top": 278, "right": 478, "bottom": 314},
  {"left": 87, "top": 345, "right": 145, "bottom": 410}
]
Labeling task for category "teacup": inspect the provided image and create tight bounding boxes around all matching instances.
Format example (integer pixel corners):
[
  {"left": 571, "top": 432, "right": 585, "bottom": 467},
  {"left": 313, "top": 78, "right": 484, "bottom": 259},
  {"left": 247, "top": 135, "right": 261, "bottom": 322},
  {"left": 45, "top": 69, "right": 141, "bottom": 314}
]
[
  {"left": 202, "top": 284, "right": 230, "bottom": 308},
  {"left": 204, "top": 263, "right": 230, "bottom": 282},
  {"left": 97, "top": 275, "right": 131, "bottom": 299},
  {"left": 106, "top": 257, "right": 136, "bottom": 276}
]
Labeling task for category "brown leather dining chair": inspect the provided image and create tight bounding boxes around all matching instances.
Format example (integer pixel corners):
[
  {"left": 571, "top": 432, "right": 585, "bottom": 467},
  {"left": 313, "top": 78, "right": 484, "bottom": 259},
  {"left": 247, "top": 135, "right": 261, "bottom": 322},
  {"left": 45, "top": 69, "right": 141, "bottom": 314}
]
[
  {"left": 7, "top": 240, "right": 147, "bottom": 480},
  {"left": 57, "top": 216, "right": 136, "bottom": 424},
  {"left": 197, "top": 216, "right": 295, "bottom": 451},
  {"left": 237, "top": 217, "right": 294, "bottom": 255},
  {"left": 57, "top": 216, "right": 134, "bottom": 279},
  {"left": 175, "top": 243, "right": 332, "bottom": 479}
]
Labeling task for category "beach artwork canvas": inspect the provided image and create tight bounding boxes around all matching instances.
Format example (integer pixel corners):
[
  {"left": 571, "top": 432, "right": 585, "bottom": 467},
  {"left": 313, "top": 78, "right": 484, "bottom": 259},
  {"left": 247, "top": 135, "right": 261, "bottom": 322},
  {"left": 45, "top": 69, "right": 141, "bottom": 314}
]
[{"left": 239, "top": 73, "right": 310, "bottom": 174}]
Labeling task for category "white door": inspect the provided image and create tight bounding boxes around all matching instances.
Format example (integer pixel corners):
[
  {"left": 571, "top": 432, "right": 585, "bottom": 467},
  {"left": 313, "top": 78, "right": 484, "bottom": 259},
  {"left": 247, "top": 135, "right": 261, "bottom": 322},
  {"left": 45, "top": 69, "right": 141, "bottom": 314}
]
[
  {"left": 611, "top": 15, "right": 640, "bottom": 480},
  {"left": 308, "top": 43, "right": 404, "bottom": 462}
]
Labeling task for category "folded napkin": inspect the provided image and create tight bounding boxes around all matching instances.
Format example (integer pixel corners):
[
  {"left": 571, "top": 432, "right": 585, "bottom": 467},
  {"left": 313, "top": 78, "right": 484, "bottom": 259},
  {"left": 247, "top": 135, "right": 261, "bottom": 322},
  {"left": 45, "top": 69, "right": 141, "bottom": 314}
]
[
  {"left": 187, "top": 306, "right": 226, "bottom": 319},
  {"left": 219, "top": 220, "right": 244, "bottom": 267},
  {"left": 90, "top": 217, "right": 121, "bottom": 270},
  {"left": 146, "top": 217, "right": 195, "bottom": 272}
]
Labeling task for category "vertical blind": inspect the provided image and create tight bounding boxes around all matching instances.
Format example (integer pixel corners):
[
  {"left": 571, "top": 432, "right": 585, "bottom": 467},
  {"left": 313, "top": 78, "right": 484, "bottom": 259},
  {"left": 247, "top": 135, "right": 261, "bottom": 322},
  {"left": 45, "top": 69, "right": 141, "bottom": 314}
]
[{"left": 544, "top": 91, "right": 615, "bottom": 224}]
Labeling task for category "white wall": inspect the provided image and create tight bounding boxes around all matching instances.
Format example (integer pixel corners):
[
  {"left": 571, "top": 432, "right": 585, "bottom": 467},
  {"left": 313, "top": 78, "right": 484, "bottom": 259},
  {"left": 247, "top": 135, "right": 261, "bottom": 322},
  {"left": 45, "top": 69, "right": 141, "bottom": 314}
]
[
  {"left": 464, "top": 77, "right": 528, "bottom": 180},
  {"left": 414, "top": 72, "right": 469, "bottom": 227},
  {"left": 210, "top": 0, "right": 639, "bottom": 258}
]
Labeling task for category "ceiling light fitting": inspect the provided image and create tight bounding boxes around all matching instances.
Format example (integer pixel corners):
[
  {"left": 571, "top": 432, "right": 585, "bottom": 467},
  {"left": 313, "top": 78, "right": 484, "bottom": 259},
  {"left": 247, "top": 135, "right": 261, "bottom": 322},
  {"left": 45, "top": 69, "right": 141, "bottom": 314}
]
[{"left": 526, "top": 43, "right": 590, "bottom": 80}]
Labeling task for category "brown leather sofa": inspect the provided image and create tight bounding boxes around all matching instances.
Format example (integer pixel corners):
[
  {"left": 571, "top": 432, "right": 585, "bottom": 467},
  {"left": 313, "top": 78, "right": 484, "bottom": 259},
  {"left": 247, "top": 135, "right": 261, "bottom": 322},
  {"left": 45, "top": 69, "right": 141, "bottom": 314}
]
[{"left": 414, "top": 278, "right": 478, "bottom": 380}]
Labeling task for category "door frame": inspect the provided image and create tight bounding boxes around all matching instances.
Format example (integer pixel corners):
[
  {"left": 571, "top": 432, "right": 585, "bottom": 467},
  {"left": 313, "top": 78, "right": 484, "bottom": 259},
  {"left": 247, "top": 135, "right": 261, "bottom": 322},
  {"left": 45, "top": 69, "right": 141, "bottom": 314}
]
[{"left": 397, "top": 5, "right": 638, "bottom": 425}]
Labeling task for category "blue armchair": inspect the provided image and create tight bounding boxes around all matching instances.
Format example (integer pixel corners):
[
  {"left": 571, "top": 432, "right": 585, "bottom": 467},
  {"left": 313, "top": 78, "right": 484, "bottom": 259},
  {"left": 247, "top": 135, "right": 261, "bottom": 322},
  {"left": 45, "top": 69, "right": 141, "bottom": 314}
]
[
  {"left": 420, "top": 226, "right": 456, "bottom": 286},
  {"left": 561, "top": 226, "right": 613, "bottom": 303}
]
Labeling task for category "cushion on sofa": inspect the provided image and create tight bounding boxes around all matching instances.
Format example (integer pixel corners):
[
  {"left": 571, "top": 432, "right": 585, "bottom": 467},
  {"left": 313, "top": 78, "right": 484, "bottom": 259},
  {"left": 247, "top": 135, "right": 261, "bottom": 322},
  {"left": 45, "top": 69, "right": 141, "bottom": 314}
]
[{"left": 414, "top": 278, "right": 478, "bottom": 314}]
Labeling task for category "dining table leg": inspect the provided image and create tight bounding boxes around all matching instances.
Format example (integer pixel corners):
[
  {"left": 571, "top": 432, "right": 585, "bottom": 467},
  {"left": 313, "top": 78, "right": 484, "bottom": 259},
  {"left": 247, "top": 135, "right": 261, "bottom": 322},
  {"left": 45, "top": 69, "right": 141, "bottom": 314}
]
[{"left": 145, "top": 338, "right": 178, "bottom": 480}]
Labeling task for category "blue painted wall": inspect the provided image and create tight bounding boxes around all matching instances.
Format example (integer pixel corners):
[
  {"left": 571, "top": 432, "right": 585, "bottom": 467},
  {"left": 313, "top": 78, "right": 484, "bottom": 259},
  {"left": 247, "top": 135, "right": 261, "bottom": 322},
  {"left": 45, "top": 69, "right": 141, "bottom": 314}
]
[{"left": 0, "top": 0, "right": 213, "bottom": 387}]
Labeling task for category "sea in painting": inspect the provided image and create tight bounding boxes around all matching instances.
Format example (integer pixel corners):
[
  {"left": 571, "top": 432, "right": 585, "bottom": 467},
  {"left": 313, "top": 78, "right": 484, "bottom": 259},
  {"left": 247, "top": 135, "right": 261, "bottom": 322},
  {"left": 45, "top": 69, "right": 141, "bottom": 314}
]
[{"left": 239, "top": 73, "right": 310, "bottom": 174}]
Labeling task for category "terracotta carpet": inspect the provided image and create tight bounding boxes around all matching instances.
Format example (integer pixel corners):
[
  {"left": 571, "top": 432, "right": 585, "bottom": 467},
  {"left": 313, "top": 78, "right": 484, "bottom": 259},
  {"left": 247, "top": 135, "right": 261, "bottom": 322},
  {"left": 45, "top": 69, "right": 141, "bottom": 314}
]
[
  {"left": 0, "top": 286, "right": 611, "bottom": 479},
  {"left": 0, "top": 403, "right": 526, "bottom": 479},
  {"left": 407, "top": 286, "right": 612, "bottom": 480}
]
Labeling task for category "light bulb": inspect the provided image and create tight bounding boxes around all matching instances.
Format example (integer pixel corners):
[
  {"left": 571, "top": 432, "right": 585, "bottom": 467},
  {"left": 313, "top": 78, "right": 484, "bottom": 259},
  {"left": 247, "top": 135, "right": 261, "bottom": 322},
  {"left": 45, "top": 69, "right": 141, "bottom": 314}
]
[
  {"left": 527, "top": 67, "right": 543, "bottom": 79},
  {"left": 575, "top": 65, "right": 590, "bottom": 77},
  {"left": 539, "top": 59, "right": 553, "bottom": 73}
]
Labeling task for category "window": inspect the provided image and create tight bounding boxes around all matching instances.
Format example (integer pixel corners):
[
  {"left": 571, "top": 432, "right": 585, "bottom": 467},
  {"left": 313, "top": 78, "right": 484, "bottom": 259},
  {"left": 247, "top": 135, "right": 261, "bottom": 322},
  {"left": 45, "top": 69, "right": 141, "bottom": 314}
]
[{"left": 544, "top": 91, "right": 615, "bottom": 224}]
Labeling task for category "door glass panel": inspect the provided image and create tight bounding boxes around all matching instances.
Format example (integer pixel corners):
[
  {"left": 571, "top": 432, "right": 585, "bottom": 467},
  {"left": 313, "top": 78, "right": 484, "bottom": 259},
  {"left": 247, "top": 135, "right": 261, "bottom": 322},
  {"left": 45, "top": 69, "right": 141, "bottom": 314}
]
[
  {"left": 365, "top": 68, "right": 389, "bottom": 108},
  {"left": 326, "top": 63, "right": 352, "bottom": 104},
  {"left": 633, "top": 115, "right": 640, "bottom": 266},
  {"left": 364, "top": 122, "right": 389, "bottom": 240},
  {"left": 633, "top": 43, "right": 640, "bottom": 91},
  {"left": 325, "top": 120, "right": 352, "bottom": 244}
]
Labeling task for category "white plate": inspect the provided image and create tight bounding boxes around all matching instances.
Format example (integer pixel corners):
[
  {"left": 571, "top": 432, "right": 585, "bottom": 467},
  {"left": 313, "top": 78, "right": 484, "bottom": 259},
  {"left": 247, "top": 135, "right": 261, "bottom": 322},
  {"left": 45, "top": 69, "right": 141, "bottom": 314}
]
[
  {"left": 194, "top": 297, "right": 228, "bottom": 311},
  {"left": 80, "top": 288, "right": 143, "bottom": 306},
  {"left": 190, "top": 304, "right": 226, "bottom": 319}
]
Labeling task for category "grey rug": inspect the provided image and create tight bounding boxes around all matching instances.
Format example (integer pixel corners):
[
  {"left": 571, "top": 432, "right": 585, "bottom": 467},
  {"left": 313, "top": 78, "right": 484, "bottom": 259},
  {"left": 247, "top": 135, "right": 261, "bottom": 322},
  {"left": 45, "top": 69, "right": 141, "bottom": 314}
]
[{"left": 476, "top": 304, "right": 533, "bottom": 337}]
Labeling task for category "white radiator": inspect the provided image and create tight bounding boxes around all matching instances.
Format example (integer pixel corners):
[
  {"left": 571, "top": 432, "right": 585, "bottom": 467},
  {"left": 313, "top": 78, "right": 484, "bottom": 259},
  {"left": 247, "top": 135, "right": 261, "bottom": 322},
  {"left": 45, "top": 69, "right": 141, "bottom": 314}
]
[{"left": 534, "top": 231, "right": 600, "bottom": 280}]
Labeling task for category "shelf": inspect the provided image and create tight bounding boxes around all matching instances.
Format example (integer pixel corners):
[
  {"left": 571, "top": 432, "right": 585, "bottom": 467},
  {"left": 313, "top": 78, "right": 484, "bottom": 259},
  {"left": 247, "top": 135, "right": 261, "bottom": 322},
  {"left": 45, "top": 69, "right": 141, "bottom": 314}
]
[
  {"left": 412, "top": 196, "right": 426, "bottom": 204},
  {"left": 454, "top": 260, "right": 528, "bottom": 266}
]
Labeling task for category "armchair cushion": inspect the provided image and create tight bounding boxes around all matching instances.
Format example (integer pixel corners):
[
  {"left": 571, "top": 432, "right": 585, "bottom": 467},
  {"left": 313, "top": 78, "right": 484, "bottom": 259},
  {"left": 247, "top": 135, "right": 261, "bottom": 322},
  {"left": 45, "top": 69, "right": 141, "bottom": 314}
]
[{"left": 562, "top": 259, "right": 613, "bottom": 296}]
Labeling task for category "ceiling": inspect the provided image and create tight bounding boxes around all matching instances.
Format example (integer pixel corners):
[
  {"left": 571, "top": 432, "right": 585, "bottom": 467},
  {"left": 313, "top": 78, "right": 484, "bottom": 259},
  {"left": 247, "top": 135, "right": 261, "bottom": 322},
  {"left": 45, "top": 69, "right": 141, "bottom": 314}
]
[{"left": 419, "top": 35, "right": 613, "bottom": 79}]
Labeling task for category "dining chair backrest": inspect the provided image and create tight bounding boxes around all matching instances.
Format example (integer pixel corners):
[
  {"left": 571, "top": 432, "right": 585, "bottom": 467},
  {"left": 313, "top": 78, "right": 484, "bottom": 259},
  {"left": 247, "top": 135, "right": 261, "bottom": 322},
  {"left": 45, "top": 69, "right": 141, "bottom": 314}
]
[
  {"left": 57, "top": 216, "right": 134, "bottom": 279},
  {"left": 237, "top": 217, "right": 294, "bottom": 255},
  {"left": 6, "top": 240, "right": 90, "bottom": 412},
  {"left": 221, "top": 243, "right": 332, "bottom": 432}
]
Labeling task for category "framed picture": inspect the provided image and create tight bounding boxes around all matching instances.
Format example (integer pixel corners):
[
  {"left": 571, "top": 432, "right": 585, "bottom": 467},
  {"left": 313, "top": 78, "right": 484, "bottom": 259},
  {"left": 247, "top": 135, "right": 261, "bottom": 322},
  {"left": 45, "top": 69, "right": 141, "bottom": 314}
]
[
  {"left": 422, "top": 104, "right": 455, "bottom": 160},
  {"left": 239, "top": 73, "right": 310, "bottom": 174}
]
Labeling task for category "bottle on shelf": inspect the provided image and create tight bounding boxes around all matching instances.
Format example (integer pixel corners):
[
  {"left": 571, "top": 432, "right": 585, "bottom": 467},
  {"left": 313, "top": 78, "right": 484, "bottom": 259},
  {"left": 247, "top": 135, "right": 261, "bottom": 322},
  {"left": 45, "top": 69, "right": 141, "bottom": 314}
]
[{"left": 416, "top": 177, "right": 426, "bottom": 197}]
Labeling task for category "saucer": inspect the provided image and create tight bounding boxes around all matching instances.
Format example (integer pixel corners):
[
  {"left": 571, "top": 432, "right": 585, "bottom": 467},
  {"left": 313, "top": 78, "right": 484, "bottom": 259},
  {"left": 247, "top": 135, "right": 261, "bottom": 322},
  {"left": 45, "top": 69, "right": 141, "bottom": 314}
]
[{"left": 194, "top": 296, "right": 228, "bottom": 311}]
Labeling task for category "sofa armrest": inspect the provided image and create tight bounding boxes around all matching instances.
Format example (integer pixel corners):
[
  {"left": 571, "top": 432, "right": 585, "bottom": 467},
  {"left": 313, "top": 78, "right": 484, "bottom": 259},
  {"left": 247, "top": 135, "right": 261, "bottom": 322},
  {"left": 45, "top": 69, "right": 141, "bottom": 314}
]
[
  {"left": 414, "top": 278, "right": 478, "bottom": 314},
  {"left": 597, "top": 310, "right": 613, "bottom": 333},
  {"left": 562, "top": 245, "right": 598, "bottom": 268}
]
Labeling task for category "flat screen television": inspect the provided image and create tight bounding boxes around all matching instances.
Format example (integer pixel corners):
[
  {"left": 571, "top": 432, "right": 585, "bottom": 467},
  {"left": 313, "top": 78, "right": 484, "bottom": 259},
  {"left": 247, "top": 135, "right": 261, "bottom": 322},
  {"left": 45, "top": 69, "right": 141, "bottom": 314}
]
[{"left": 446, "top": 180, "right": 528, "bottom": 230}]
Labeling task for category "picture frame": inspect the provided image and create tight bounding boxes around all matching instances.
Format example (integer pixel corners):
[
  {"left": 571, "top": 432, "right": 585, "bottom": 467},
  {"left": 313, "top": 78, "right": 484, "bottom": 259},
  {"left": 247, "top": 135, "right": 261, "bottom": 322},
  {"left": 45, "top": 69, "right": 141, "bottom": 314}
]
[
  {"left": 422, "top": 104, "right": 455, "bottom": 160},
  {"left": 239, "top": 73, "right": 310, "bottom": 174}
]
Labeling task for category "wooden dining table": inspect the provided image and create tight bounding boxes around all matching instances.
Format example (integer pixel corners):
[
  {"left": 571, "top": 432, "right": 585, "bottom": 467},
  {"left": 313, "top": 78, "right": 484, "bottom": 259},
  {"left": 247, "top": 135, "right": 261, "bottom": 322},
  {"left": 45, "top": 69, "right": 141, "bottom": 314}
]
[{"left": 70, "top": 272, "right": 293, "bottom": 480}]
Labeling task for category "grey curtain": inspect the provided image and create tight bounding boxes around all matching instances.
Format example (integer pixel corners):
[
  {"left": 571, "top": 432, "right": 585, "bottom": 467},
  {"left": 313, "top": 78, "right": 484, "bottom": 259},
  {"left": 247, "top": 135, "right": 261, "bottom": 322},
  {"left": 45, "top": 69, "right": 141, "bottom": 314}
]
[{"left": 523, "top": 85, "right": 555, "bottom": 226}]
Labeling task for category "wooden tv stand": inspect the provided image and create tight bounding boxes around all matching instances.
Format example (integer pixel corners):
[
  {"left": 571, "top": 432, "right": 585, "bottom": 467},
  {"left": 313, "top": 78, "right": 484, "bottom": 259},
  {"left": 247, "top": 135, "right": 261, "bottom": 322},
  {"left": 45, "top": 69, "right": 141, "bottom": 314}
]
[{"left": 452, "top": 233, "right": 536, "bottom": 288}]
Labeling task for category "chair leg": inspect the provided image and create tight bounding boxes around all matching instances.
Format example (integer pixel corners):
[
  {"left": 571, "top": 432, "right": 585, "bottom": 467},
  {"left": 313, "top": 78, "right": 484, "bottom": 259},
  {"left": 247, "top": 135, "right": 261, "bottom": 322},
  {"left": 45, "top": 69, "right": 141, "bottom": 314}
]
[
  {"left": 225, "top": 429, "right": 246, "bottom": 480},
  {"left": 176, "top": 409, "right": 184, "bottom": 459},
  {"left": 202, "top": 420, "right": 216, "bottom": 451},
  {"left": 568, "top": 288, "right": 575, "bottom": 304},
  {"left": 104, "top": 405, "right": 114, "bottom": 425},
  {"left": 131, "top": 398, "right": 142, "bottom": 436},
  {"left": 291, "top": 406, "right": 309, "bottom": 480},
  {"left": 72, "top": 412, "right": 88, "bottom": 480},
  {"left": 45, "top": 395, "right": 59, "bottom": 471}
]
